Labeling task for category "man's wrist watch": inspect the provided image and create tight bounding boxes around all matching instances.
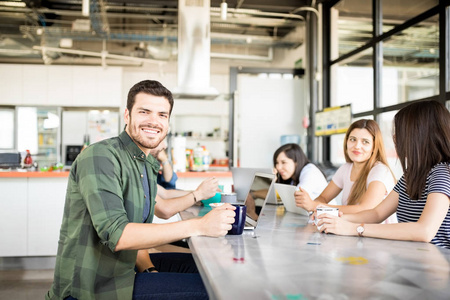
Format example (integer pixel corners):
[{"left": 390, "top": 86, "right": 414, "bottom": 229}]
[
  {"left": 143, "top": 267, "right": 158, "bottom": 273},
  {"left": 357, "top": 223, "right": 365, "bottom": 237}
]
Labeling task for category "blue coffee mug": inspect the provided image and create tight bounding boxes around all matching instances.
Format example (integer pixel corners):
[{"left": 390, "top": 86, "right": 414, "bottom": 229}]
[{"left": 228, "top": 204, "right": 246, "bottom": 235}]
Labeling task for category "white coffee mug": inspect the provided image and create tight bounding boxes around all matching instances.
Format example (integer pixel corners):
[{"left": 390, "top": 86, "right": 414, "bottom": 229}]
[{"left": 315, "top": 207, "right": 339, "bottom": 230}]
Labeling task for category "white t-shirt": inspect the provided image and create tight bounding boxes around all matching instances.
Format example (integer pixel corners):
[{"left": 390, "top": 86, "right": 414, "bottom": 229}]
[
  {"left": 297, "top": 163, "right": 328, "bottom": 200},
  {"left": 332, "top": 162, "right": 396, "bottom": 207}
]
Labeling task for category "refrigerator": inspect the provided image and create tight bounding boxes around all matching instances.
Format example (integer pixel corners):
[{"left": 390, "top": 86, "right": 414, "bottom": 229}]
[
  {"left": 61, "top": 109, "right": 120, "bottom": 166},
  {"left": 17, "top": 106, "right": 61, "bottom": 168}
]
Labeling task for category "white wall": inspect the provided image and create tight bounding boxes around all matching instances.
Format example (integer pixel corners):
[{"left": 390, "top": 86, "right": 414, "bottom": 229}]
[{"left": 237, "top": 75, "right": 306, "bottom": 168}]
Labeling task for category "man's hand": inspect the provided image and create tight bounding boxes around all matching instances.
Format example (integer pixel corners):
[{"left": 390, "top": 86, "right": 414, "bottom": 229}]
[
  {"left": 156, "top": 148, "right": 169, "bottom": 163},
  {"left": 198, "top": 203, "right": 236, "bottom": 237},
  {"left": 194, "top": 177, "right": 220, "bottom": 200}
]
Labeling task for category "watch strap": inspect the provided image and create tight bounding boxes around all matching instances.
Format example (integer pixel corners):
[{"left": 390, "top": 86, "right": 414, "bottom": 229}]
[{"left": 143, "top": 267, "right": 158, "bottom": 273}]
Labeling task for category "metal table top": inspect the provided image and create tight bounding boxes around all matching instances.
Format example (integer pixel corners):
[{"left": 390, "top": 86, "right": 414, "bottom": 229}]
[{"left": 182, "top": 204, "right": 450, "bottom": 300}]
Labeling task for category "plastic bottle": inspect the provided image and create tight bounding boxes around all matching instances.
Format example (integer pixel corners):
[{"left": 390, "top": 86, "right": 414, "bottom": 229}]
[
  {"left": 202, "top": 146, "right": 210, "bottom": 171},
  {"left": 193, "top": 143, "right": 204, "bottom": 171},
  {"left": 81, "top": 134, "right": 90, "bottom": 152},
  {"left": 186, "top": 149, "right": 193, "bottom": 171},
  {"left": 24, "top": 150, "right": 33, "bottom": 167}
]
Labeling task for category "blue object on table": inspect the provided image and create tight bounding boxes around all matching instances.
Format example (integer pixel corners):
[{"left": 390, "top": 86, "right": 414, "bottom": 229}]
[
  {"left": 198, "top": 206, "right": 212, "bottom": 217},
  {"left": 228, "top": 204, "right": 246, "bottom": 235},
  {"left": 200, "top": 192, "right": 221, "bottom": 206}
]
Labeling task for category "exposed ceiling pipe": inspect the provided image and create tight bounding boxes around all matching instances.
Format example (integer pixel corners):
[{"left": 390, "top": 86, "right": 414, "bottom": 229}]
[
  {"left": 220, "top": 0, "right": 228, "bottom": 20},
  {"left": 0, "top": 5, "right": 305, "bottom": 24},
  {"left": 32, "top": 45, "right": 166, "bottom": 65},
  {"left": 20, "top": 25, "right": 301, "bottom": 47},
  {"left": 211, "top": 47, "right": 273, "bottom": 61},
  {"left": 82, "top": 0, "right": 89, "bottom": 17},
  {"left": 222, "top": 8, "right": 305, "bottom": 22},
  {"left": 290, "top": 6, "right": 319, "bottom": 21}
]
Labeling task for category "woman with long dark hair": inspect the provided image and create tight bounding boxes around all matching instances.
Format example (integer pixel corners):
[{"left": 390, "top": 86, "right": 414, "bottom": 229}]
[
  {"left": 273, "top": 143, "right": 327, "bottom": 200},
  {"left": 319, "top": 101, "right": 450, "bottom": 249}
]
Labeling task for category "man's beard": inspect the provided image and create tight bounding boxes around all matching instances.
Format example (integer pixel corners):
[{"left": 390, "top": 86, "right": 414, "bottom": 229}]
[{"left": 127, "top": 115, "right": 166, "bottom": 151}]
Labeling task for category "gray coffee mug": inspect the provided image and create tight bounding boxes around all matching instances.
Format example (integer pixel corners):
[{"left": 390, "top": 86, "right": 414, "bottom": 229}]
[{"left": 221, "top": 192, "right": 237, "bottom": 203}]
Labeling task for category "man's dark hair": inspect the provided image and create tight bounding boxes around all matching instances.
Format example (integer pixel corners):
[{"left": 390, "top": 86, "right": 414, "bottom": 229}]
[{"left": 127, "top": 80, "right": 174, "bottom": 115}]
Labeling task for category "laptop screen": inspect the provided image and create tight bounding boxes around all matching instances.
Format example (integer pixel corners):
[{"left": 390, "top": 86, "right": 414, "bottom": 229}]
[
  {"left": 231, "top": 167, "right": 272, "bottom": 200},
  {"left": 244, "top": 172, "right": 275, "bottom": 223}
]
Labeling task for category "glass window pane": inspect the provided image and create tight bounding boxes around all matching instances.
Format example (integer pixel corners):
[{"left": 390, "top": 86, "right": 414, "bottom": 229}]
[
  {"left": 0, "top": 108, "right": 15, "bottom": 149},
  {"left": 331, "top": 0, "right": 372, "bottom": 60},
  {"left": 381, "top": 15, "right": 439, "bottom": 106},
  {"left": 378, "top": 111, "right": 403, "bottom": 180},
  {"left": 382, "top": 0, "right": 438, "bottom": 33},
  {"left": 331, "top": 48, "right": 374, "bottom": 113}
]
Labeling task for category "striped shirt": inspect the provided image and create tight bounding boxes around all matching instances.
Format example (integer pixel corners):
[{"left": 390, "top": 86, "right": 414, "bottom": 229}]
[
  {"left": 46, "top": 131, "right": 160, "bottom": 300},
  {"left": 394, "top": 162, "right": 450, "bottom": 249}
]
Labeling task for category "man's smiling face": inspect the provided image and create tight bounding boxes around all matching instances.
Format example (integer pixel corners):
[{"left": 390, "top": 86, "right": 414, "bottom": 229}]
[{"left": 124, "top": 92, "right": 170, "bottom": 156}]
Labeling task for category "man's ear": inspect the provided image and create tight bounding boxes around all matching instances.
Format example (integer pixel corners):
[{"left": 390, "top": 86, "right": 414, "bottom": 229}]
[{"left": 124, "top": 108, "right": 130, "bottom": 125}]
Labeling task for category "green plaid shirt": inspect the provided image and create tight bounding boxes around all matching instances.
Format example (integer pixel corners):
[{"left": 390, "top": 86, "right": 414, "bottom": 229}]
[{"left": 46, "top": 131, "right": 160, "bottom": 300}]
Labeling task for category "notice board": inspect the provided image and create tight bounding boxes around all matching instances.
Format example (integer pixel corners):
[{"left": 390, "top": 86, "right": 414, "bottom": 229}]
[{"left": 315, "top": 104, "right": 352, "bottom": 136}]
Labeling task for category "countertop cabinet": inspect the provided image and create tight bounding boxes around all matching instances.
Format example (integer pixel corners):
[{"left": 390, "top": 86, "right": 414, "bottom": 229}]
[
  {"left": 0, "top": 178, "right": 28, "bottom": 257},
  {"left": 27, "top": 177, "right": 67, "bottom": 256},
  {"left": 0, "top": 176, "right": 67, "bottom": 257},
  {"left": 0, "top": 64, "right": 122, "bottom": 107}
]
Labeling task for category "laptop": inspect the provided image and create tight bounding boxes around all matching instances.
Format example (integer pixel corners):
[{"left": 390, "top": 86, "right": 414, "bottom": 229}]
[
  {"left": 274, "top": 183, "right": 309, "bottom": 216},
  {"left": 231, "top": 167, "right": 280, "bottom": 205},
  {"left": 242, "top": 172, "right": 276, "bottom": 230}
]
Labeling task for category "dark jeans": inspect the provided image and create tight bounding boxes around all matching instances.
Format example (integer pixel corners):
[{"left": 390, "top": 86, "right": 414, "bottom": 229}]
[
  {"left": 133, "top": 252, "right": 208, "bottom": 300},
  {"left": 65, "top": 253, "right": 208, "bottom": 300}
]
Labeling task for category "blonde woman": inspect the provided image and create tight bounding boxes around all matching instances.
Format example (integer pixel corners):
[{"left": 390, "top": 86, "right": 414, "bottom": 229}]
[{"left": 295, "top": 119, "right": 396, "bottom": 222}]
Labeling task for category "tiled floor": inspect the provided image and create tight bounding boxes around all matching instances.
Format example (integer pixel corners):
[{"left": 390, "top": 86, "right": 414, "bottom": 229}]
[{"left": 0, "top": 269, "right": 54, "bottom": 300}]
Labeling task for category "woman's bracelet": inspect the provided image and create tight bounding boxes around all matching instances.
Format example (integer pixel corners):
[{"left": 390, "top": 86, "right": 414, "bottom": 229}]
[{"left": 192, "top": 191, "right": 198, "bottom": 204}]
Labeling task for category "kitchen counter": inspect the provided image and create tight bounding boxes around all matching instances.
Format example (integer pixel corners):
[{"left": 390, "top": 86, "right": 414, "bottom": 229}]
[
  {"left": 176, "top": 170, "right": 231, "bottom": 178},
  {"left": 0, "top": 171, "right": 71, "bottom": 178},
  {"left": 0, "top": 168, "right": 233, "bottom": 257}
]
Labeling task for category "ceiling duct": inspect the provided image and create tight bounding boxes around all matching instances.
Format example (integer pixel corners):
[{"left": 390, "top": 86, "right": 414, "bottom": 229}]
[{"left": 173, "top": 0, "right": 219, "bottom": 99}]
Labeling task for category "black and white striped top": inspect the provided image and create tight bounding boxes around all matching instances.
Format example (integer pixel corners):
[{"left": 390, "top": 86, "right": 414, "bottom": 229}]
[{"left": 394, "top": 162, "right": 450, "bottom": 249}]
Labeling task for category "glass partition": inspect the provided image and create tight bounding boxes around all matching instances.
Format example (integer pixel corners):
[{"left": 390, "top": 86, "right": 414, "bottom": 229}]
[
  {"left": 378, "top": 111, "right": 403, "bottom": 179},
  {"left": 381, "top": 15, "right": 439, "bottom": 106},
  {"left": 331, "top": 48, "right": 374, "bottom": 114},
  {"left": 382, "top": 0, "right": 438, "bottom": 34},
  {"left": 331, "top": 0, "right": 372, "bottom": 60}
]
